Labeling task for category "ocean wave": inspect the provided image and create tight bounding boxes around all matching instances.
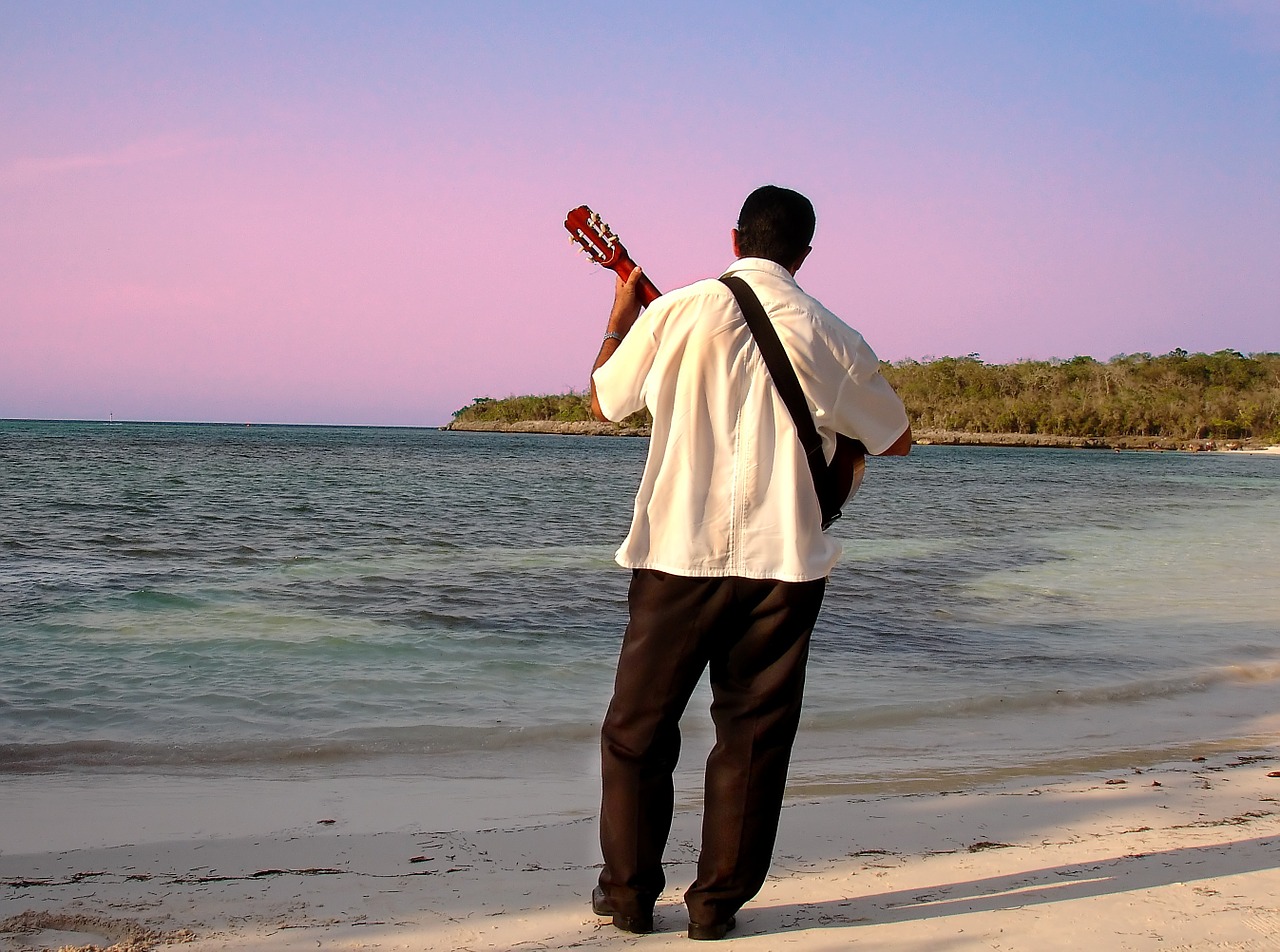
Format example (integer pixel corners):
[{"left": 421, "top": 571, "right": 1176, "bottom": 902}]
[
  {"left": 804, "top": 660, "right": 1280, "bottom": 733},
  {"left": 0, "top": 722, "right": 601, "bottom": 774},
  {"left": 123, "top": 589, "right": 207, "bottom": 610}
]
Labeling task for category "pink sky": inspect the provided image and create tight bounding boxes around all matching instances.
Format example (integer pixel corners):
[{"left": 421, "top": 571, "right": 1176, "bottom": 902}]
[{"left": 2, "top": 2, "right": 1276, "bottom": 425}]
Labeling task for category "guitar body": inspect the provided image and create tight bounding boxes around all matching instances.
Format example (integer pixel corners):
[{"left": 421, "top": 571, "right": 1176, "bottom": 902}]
[
  {"left": 831, "top": 435, "right": 867, "bottom": 511},
  {"left": 566, "top": 204, "right": 868, "bottom": 515}
]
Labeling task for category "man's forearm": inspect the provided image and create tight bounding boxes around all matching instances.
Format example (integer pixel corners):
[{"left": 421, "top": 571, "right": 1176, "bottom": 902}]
[
  {"left": 589, "top": 337, "right": 624, "bottom": 421},
  {"left": 589, "top": 267, "right": 646, "bottom": 422}
]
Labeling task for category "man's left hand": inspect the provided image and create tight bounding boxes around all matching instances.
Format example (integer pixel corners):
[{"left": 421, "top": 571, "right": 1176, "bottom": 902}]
[{"left": 607, "top": 267, "right": 646, "bottom": 337}]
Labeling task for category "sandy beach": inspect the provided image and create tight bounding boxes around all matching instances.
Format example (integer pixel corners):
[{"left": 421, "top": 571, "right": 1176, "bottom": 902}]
[{"left": 3, "top": 750, "right": 1278, "bottom": 951}]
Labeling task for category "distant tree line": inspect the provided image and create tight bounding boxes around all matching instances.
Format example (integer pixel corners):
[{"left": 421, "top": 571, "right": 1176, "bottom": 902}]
[
  {"left": 451, "top": 350, "right": 1280, "bottom": 442},
  {"left": 883, "top": 350, "right": 1279, "bottom": 441}
]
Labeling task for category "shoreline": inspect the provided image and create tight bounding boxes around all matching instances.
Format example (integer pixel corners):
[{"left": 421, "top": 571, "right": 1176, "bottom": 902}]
[
  {"left": 442, "top": 420, "right": 1280, "bottom": 452},
  {"left": 2, "top": 749, "right": 1277, "bottom": 950}
]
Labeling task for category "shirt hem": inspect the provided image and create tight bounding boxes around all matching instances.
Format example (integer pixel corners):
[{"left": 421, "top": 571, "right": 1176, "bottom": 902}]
[{"left": 613, "top": 556, "right": 834, "bottom": 584}]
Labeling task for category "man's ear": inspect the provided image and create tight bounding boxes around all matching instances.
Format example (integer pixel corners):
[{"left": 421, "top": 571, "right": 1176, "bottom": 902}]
[
  {"left": 731, "top": 228, "right": 741, "bottom": 258},
  {"left": 789, "top": 246, "right": 812, "bottom": 275}
]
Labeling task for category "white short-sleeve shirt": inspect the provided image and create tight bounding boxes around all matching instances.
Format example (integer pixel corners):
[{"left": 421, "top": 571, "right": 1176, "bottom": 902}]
[{"left": 592, "top": 257, "right": 909, "bottom": 582}]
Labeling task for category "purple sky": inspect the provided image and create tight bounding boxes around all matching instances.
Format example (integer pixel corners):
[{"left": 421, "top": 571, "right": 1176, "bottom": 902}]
[{"left": 2, "top": 1, "right": 1277, "bottom": 425}]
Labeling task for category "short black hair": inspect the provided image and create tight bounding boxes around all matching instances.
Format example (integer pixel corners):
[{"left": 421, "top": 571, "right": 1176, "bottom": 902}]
[{"left": 735, "top": 185, "right": 815, "bottom": 267}]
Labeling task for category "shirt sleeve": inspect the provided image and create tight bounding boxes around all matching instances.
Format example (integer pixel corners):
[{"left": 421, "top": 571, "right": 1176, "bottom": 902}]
[
  {"left": 833, "top": 370, "right": 910, "bottom": 455},
  {"left": 828, "top": 333, "right": 910, "bottom": 456},
  {"left": 591, "top": 312, "right": 659, "bottom": 422}
]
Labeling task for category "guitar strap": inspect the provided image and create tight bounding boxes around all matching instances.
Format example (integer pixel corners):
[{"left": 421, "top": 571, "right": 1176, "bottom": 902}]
[{"left": 719, "top": 275, "right": 845, "bottom": 529}]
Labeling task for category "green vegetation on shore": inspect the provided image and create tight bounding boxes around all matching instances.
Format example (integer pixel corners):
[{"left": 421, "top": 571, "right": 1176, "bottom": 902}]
[
  {"left": 885, "top": 350, "right": 1280, "bottom": 441},
  {"left": 452, "top": 394, "right": 650, "bottom": 430},
  {"left": 451, "top": 350, "right": 1280, "bottom": 443}
]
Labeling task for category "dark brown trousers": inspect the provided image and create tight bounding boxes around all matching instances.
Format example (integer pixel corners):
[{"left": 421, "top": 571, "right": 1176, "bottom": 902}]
[{"left": 598, "top": 568, "right": 826, "bottom": 927}]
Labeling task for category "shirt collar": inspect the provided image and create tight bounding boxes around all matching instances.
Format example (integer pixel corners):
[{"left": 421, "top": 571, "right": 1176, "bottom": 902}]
[{"left": 722, "top": 256, "right": 799, "bottom": 285}]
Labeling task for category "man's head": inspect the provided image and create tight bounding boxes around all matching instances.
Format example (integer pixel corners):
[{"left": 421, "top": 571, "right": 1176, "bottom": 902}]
[{"left": 733, "top": 185, "right": 815, "bottom": 274}]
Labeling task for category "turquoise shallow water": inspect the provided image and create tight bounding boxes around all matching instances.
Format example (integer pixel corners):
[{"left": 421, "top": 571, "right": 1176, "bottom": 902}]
[{"left": 1, "top": 420, "right": 1278, "bottom": 789}]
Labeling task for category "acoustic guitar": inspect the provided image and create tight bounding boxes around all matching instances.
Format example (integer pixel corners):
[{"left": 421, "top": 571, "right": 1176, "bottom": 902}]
[{"left": 564, "top": 205, "right": 866, "bottom": 521}]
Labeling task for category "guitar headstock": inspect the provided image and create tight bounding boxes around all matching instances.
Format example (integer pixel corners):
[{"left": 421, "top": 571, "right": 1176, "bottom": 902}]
[
  {"left": 563, "top": 204, "right": 661, "bottom": 305},
  {"left": 564, "top": 205, "right": 626, "bottom": 268}
]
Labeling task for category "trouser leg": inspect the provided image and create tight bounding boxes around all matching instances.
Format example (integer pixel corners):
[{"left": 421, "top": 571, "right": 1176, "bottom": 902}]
[
  {"left": 685, "top": 576, "right": 826, "bottom": 927},
  {"left": 598, "top": 570, "right": 727, "bottom": 916}
]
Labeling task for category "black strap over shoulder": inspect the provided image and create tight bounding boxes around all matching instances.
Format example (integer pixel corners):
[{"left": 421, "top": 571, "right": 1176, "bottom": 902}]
[{"left": 719, "top": 275, "right": 844, "bottom": 529}]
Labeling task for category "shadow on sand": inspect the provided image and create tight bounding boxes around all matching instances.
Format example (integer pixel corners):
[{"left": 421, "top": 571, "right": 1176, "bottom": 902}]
[{"left": 744, "top": 834, "right": 1278, "bottom": 935}]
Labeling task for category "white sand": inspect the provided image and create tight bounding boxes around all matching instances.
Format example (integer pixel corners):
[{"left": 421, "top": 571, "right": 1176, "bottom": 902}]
[
  {"left": 1216, "top": 445, "right": 1280, "bottom": 455},
  {"left": 3, "top": 751, "right": 1278, "bottom": 951}
]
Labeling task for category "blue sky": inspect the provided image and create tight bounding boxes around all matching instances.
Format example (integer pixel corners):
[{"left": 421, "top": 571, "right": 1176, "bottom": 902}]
[{"left": 2, "top": 1, "right": 1276, "bottom": 424}]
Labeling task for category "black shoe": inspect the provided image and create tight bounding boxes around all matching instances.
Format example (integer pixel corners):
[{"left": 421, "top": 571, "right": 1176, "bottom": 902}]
[
  {"left": 688, "top": 915, "right": 736, "bottom": 941},
  {"left": 591, "top": 885, "right": 654, "bottom": 934}
]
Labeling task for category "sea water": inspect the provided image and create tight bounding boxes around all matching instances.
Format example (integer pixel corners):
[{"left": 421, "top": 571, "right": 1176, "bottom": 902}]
[{"left": 2, "top": 421, "right": 1278, "bottom": 798}]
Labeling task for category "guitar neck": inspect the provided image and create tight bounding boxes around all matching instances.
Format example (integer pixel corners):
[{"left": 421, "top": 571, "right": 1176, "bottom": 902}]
[{"left": 607, "top": 253, "right": 663, "bottom": 307}]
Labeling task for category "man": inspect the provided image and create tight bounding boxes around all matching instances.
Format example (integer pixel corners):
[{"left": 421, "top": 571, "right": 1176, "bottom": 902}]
[{"left": 588, "top": 185, "right": 911, "bottom": 940}]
